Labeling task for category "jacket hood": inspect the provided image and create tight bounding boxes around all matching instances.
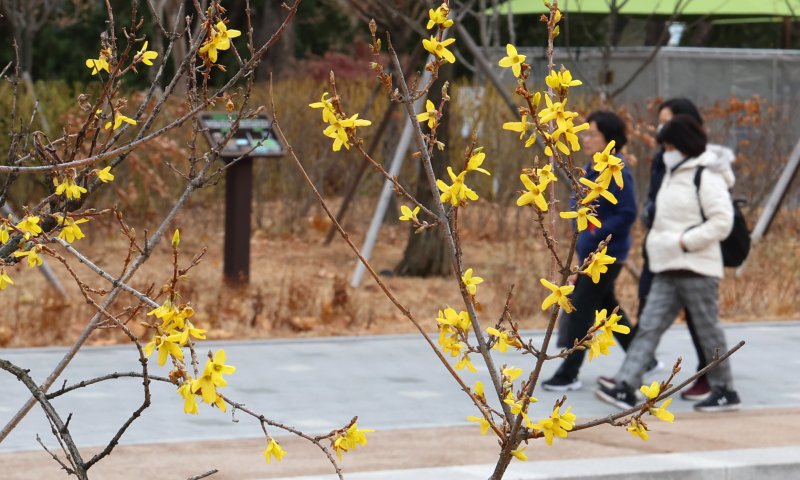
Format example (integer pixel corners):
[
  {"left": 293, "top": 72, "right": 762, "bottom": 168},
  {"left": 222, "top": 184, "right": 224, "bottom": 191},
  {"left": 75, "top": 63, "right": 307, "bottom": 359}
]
[{"left": 698, "top": 144, "right": 736, "bottom": 188}]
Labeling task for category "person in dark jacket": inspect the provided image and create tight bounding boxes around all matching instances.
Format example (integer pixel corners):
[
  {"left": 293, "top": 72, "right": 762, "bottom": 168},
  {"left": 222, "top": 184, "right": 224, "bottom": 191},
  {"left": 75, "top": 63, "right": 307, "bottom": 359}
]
[{"left": 542, "top": 111, "right": 642, "bottom": 391}]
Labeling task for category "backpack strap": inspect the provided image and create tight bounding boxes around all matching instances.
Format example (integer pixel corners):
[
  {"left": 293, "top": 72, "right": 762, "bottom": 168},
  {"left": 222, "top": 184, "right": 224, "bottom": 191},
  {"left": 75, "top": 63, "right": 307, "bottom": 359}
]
[{"left": 693, "top": 166, "right": 706, "bottom": 221}]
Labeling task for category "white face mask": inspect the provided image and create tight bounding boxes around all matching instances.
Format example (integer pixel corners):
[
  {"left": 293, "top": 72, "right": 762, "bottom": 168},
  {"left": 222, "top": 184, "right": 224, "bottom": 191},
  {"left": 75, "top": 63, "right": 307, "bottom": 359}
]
[{"left": 663, "top": 150, "right": 684, "bottom": 169}]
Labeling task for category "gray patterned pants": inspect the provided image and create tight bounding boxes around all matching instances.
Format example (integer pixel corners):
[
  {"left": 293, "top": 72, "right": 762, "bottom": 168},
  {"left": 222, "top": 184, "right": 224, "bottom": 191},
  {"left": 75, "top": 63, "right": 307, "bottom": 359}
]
[{"left": 615, "top": 274, "right": 734, "bottom": 389}]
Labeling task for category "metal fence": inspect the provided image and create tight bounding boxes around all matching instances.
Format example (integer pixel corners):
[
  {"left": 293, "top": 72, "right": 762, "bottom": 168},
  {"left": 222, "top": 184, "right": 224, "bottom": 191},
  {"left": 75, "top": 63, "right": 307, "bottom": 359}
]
[
  {"left": 496, "top": 46, "right": 800, "bottom": 106},
  {"left": 487, "top": 46, "right": 800, "bottom": 208}
]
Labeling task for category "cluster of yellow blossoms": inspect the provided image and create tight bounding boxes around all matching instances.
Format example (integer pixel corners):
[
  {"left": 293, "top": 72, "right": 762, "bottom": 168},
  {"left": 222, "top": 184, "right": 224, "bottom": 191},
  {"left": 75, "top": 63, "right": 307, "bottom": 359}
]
[
  {"left": 585, "top": 308, "right": 630, "bottom": 360},
  {"left": 0, "top": 165, "right": 115, "bottom": 289},
  {"left": 143, "top": 296, "right": 238, "bottom": 417},
  {"left": 332, "top": 422, "right": 374, "bottom": 459},
  {"left": 436, "top": 306, "right": 476, "bottom": 371},
  {"left": 309, "top": 92, "right": 372, "bottom": 152},
  {"left": 199, "top": 21, "right": 241, "bottom": 64},
  {"left": 3, "top": 35, "right": 123, "bottom": 283},
  {"left": 422, "top": 3, "right": 456, "bottom": 64},
  {"left": 628, "top": 381, "right": 676, "bottom": 440},
  {"left": 85, "top": 40, "right": 158, "bottom": 130},
  {"left": 435, "top": 149, "right": 491, "bottom": 207},
  {"left": 467, "top": 362, "right": 577, "bottom": 451}
]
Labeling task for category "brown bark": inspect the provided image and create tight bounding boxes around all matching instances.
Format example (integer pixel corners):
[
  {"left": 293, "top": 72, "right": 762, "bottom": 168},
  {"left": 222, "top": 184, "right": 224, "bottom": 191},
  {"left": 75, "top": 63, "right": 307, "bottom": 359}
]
[
  {"left": 252, "top": 1, "right": 296, "bottom": 81},
  {"left": 394, "top": 63, "right": 451, "bottom": 277}
]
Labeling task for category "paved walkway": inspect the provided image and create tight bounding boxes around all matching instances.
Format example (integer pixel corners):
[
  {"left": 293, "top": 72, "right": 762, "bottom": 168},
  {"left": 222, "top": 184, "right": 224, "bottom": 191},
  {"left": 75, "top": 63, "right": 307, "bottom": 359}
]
[{"left": 2, "top": 321, "right": 799, "bottom": 478}]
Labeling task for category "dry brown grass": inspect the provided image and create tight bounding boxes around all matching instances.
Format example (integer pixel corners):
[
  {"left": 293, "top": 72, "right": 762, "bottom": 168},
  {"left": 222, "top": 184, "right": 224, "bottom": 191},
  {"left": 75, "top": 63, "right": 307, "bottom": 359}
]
[{"left": 0, "top": 199, "right": 796, "bottom": 348}]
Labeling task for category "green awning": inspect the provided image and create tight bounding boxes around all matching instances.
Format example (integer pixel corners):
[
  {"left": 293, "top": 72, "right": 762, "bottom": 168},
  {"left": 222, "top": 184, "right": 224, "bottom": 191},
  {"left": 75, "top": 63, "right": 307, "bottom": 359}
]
[{"left": 492, "top": 0, "right": 800, "bottom": 17}]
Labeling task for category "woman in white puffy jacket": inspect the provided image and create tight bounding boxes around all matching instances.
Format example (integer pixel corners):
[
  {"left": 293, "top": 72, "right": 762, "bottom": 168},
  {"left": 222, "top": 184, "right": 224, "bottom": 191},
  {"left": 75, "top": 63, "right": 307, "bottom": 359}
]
[{"left": 596, "top": 114, "right": 741, "bottom": 412}]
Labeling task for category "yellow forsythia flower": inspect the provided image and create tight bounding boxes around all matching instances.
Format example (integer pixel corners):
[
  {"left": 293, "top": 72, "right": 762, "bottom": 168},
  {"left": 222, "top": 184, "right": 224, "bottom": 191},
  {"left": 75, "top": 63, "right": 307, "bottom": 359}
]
[
  {"left": 587, "top": 332, "right": 616, "bottom": 360},
  {"left": 498, "top": 44, "right": 526, "bottom": 78},
  {"left": 85, "top": 52, "right": 110, "bottom": 75},
  {"left": 594, "top": 309, "right": 630, "bottom": 338},
  {"left": 95, "top": 166, "right": 115, "bottom": 183},
  {"left": 53, "top": 177, "right": 88, "bottom": 200},
  {"left": 627, "top": 418, "right": 649, "bottom": 441},
  {"left": 539, "top": 95, "right": 578, "bottom": 132},
  {"left": 486, "top": 327, "right": 521, "bottom": 353},
  {"left": 530, "top": 406, "right": 576, "bottom": 446},
  {"left": 417, "top": 99, "right": 438, "bottom": 129},
  {"left": 540, "top": 278, "right": 575, "bottom": 313},
  {"left": 466, "top": 151, "right": 491, "bottom": 176},
  {"left": 437, "top": 167, "right": 478, "bottom": 206},
  {"left": 322, "top": 114, "right": 371, "bottom": 152},
  {"left": 309, "top": 92, "right": 337, "bottom": 123},
  {"left": 177, "top": 382, "right": 199, "bottom": 415},
  {"left": 583, "top": 246, "right": 616, "bottom": 283},
  {"left": 461, "top": 268, "right": 484, "bottom": 295},
  {"left": 143, "top": 333, "right": 184, "bottom": 366},
  {"left": 105, "top": 113, "right": 137, "bottom": 130},
  {"left": 560, "top": 207, "right": 601, "bottom": 232},
  {"left": 199, "top": 21, "right": 241, "bottom": 63},
  {"left": 136, "top": 40, "right": 159, "bottom": 66},
  {"left": 422, "top": 36, "right": 456, "bottom": 64},
  {"left": 580, "top": 177, "right": 618, "bottom": 205},
  {"left": 511, "top": 447, "right": 528, "bottom": 461},
  {"left": 640, "top": 381, "right": 661, "bottom": 400},
  {"left": 263, "top": 438, "right": 287, "bottom": 463},
  {"left": 516, "top": 174, "right": 549, "bottom": 211},
  {"left": 467, "top": 415, "right": 491, "bottom": 435},
  {"left": 399, "top": 205, "right": 420, "bottom": 222},
  {"left": 16, "top": 216, "right": 43, "bottom": 239},
  {"left": 56, "top": 216, "right": 90, "bottom": 243},
  {"left": 13, "top": 247, "right": 43, "bottom": 268},
  {"left": 332, "top": 422, "right": 373, "bottom": 460},
  {"left": 650, "top": 398, "right": 675, "bottom": 423},
  {"left": 502, "top": 366, "right": 523, "bottom": 382},
  {"left": 545, "top": 69, "right": 582, "bottom": 93},
  {"left": 0, "top": 269, "right": 13, "bottom": 290},
  {"left": 427, "top": 4, "right": 454, "bottom": 29}
]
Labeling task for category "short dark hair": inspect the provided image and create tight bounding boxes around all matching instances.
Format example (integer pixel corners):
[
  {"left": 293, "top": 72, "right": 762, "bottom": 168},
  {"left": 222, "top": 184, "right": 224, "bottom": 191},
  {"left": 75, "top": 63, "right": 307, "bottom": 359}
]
[
  {"left": 659, "top": 98, "right": 704, "bottom": 126},
  {"left": 656, "top": 113, "right": 707, "bottom": 158},
  {"left": 586, "top": 110, "right": 627, "bottom": 150}
]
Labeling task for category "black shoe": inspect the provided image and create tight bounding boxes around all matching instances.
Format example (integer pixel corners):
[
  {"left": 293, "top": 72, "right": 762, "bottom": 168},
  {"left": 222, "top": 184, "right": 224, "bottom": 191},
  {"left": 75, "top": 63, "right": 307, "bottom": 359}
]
[
  {"left": 595, "top": 381, "right": 637, "bottom": 410},
  {"left": 693, "top": 387, "right": 741, "bottom": 412},
  {"left": 542, "top": 375, "right": 582, "bottom": 392}
]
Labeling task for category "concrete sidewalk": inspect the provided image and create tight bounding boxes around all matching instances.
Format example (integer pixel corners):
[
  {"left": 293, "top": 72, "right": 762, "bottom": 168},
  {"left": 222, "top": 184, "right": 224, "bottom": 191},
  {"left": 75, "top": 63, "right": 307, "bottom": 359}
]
[{"left": 2, "top": 321, "right": 799, "bottom": 478}]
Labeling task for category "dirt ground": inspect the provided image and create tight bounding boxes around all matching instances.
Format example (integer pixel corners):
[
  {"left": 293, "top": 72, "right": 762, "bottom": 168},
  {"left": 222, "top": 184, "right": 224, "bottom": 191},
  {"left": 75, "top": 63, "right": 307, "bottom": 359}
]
[{"left": 0, "top": 202, "right": 798, "bottom": 348}]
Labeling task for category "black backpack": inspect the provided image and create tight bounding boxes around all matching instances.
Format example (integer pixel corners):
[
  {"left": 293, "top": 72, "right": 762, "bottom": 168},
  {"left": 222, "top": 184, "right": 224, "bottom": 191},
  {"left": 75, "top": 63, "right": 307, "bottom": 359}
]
[{"left": 693, "top": 166, "right": 751, "bottom": 267}]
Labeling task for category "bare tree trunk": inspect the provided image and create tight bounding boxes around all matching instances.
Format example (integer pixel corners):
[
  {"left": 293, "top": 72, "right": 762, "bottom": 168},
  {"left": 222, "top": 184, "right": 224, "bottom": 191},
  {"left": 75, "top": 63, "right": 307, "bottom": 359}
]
[
  {"left": 394, "top": 63, "right": 451, "bottom": 277},
  {"left": 253, "top": 1, "right": 295, "bottom": 80}
]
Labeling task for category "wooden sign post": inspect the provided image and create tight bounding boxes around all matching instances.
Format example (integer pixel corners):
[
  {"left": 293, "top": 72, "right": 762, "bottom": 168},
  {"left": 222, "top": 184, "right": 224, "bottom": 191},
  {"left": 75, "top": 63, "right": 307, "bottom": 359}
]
[{"left": 200, "top": 113, "right": 285, "bottom": 284}]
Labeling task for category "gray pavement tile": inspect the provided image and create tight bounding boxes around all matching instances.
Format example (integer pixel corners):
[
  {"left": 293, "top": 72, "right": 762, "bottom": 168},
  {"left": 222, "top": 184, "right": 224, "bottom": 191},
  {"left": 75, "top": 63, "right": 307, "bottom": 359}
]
[{"left": 2, "top": 321, "right": 799, "bottom": 453}]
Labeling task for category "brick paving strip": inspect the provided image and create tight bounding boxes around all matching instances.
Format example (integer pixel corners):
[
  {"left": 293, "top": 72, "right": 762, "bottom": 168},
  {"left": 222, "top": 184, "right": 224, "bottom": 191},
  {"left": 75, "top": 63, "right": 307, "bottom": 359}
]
[{"left": 3, "top": 408, "right": 799, "bottom": 479}]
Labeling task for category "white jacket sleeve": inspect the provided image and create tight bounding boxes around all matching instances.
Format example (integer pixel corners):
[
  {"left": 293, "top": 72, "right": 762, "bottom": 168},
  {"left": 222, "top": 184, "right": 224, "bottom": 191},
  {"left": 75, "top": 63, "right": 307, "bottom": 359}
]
[{"left": 681, "top": 170, "right": 734, "bottom": 252}]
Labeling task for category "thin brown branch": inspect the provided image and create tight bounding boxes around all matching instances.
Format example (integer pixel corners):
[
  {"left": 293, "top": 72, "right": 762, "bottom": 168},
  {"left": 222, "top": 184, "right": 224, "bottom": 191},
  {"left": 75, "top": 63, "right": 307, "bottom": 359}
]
[{"left": 271, "top": 81, "right": 503, "bottom": 439}]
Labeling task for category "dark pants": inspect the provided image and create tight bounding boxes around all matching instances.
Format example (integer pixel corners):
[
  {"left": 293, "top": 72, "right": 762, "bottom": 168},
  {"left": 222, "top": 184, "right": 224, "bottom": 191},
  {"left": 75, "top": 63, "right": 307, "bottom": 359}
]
[
  {"left": 639, "top": 245, "right": 708, "bottom": 375},
  {"left": 555, "top": 263, "right": 633, "bottom": 380}
]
